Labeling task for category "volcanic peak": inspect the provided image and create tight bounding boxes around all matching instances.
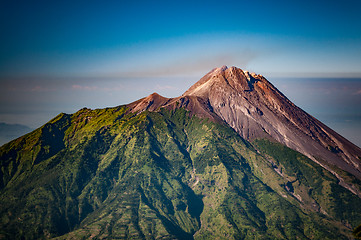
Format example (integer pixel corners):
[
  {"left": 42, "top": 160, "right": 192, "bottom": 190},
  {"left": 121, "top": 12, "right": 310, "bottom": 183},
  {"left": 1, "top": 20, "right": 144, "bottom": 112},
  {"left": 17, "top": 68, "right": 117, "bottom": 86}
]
[
  {"left": 126, "top": 66, "right": 361, "bottom": 184},
  {"left": 1, "top": 65, "right": 361, "bottom": 239},
  {"left": 182, "top": 65, "right": 268, "bottom": 99}
]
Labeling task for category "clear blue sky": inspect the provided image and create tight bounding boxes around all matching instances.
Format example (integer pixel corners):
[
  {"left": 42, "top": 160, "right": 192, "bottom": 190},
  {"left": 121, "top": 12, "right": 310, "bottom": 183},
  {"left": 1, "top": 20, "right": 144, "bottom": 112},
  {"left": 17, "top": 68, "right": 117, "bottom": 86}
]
[
  {"left": 0, "top": 0, "right": 361, "bottom": 146},
  {"left": 1, "top": 0, "right": 361, "bottom": 77}
]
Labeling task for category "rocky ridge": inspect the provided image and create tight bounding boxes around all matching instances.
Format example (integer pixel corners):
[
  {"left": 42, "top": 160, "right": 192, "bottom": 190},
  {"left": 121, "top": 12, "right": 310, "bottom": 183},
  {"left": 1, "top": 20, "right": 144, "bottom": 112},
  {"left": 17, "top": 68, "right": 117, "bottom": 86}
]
[
  {"left": 1, "top": 66, "right": 361, "bottom": 239},
  {"left": 128, "top": 66, "right": 361, "bottom": 192}
]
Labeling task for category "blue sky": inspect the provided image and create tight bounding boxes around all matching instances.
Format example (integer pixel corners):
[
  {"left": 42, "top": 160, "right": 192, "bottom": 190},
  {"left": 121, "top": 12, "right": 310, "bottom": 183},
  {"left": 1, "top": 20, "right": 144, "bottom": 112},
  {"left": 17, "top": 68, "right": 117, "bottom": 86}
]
[
  {"left": 0, "top": 0, "right": 361, "bottom": 146},
  {"left": 1, "top": 0, "right": 361, "bottom": 77}
]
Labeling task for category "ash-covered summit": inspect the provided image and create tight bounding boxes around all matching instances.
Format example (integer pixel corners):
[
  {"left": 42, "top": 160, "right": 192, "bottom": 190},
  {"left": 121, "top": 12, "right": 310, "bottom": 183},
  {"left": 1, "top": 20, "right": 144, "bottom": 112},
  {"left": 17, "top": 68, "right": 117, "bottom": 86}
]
[
  {"left": 130, "top": 66, "right": 361, "bottom": 188},
  {"left": 1, "top": 66, "right": 361, "bottom": 239}
]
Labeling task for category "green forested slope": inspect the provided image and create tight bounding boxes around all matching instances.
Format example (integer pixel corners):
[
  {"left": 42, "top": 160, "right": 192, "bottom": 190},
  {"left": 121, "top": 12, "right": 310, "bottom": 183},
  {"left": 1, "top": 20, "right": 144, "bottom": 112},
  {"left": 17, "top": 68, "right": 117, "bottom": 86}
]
[{"left": 0, "top": 106, "right": 360, "bottom": 239}]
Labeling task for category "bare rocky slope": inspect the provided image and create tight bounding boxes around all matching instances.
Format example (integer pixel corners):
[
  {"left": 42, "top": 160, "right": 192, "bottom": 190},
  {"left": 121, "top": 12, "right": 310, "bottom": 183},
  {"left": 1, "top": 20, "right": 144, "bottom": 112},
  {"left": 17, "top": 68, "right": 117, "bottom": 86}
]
[
  {"left": 129, "top": 66, "right": 361, "bottom": 194},
  {"left": 1, "top": 66, "right": 361, "bottom": 239}
]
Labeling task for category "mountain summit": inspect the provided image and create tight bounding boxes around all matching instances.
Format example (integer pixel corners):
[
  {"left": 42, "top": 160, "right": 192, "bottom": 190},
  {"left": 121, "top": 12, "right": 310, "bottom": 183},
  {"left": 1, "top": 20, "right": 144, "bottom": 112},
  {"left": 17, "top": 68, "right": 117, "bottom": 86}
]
[
  {"left": 131, "top": 66, "right": 361, "bottom": 187},
  {"left": 1, "top": 66, "right": 361, "bottom": 239},
  {"left": 185, "top": 66, "right": 361, "bottom": 188}
]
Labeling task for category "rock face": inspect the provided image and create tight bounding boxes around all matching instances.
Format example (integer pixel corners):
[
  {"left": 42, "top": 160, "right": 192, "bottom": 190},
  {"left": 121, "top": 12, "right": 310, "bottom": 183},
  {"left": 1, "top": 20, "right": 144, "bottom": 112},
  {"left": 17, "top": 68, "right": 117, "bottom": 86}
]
[
  {"left": 130, "top": 66, "right": 361, "bottom": 183},
  {"left": 1, "top": 66, "right": 361, "bottom": 239},
  {"left": 184, "top": 66, "right": 361, "bottom": 181}
]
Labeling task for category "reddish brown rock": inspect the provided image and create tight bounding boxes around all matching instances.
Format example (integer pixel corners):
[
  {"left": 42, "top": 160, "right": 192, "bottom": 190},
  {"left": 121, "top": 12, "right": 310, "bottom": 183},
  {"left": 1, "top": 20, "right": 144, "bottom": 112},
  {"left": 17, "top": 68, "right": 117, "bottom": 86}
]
[{"left": 127, "top": 66, "right": 361, "bottom": 188}]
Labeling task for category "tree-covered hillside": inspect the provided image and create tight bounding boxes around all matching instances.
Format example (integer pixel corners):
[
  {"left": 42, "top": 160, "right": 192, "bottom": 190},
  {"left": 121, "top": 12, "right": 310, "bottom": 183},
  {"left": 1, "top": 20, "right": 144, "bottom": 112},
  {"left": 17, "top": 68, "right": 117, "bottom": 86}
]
[{"left": 0, "top": 106, "right": 360, "bottom": 239}]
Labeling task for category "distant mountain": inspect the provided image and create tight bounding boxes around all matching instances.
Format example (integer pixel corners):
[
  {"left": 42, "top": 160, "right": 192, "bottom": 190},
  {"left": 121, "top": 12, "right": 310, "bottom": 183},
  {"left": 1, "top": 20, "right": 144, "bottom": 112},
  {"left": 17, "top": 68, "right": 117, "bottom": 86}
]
[
  {"left": 0, "top": 66, "right": 361, "bottom": 239},
  {"left": 0, "top": 122, "right": 32, "bottom": 146}
]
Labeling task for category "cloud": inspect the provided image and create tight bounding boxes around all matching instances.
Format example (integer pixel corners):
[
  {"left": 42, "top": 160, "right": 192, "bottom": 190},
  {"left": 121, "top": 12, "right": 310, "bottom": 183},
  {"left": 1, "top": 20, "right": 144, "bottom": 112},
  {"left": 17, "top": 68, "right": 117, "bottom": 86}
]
[
  {"left": 106, "top": 49, "right": 258, "bottom": 79},
  {"left": 30, "top": 86, "right": 56, "bottom": 92},
  {"left": 71, "top": 85, "right": 99, "bottom": 91},
  {"left": 71, "top": 83, "right": 125, "bottom": 92},
  {"left": 354, "top": 89, "right": 361, "bottom": 95}
]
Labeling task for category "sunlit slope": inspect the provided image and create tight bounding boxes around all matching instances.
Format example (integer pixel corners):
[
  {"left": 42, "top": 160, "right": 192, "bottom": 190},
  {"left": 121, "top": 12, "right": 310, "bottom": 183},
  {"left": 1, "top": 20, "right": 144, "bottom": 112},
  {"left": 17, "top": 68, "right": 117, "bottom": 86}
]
[{"left": 1, "top": 106, "right": 360, "bottom": 239}]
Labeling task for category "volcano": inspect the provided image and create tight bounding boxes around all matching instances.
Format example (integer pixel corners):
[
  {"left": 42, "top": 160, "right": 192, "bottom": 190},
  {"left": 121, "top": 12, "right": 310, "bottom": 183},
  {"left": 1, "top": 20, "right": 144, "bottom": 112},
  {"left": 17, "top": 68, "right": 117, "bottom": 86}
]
[{"left": 1, "top": 66, "right": 361, "bottom": 239}]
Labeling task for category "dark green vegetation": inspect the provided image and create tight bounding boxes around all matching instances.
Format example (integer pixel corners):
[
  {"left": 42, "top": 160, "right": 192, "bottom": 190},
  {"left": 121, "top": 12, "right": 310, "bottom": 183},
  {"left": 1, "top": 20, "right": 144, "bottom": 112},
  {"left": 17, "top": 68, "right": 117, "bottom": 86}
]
[
  {"left": 0, "top": 106, "right": 360, "bottom": 239},
  {"left": 354, "top": 224, "right": 361, "bottom": 239}
]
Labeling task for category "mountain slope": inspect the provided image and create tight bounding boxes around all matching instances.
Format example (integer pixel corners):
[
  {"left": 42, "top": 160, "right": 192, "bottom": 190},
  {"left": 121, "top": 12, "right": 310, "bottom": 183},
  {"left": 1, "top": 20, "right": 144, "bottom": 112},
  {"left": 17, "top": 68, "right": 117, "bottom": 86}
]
[
  {"left": 182, "top": 66, "right": 361, "bottom": 180},
  {"left": 1, "top": 66, "right": 361, "bottom": 239},
  {"left": 129, "top": 66, "right": 361, "bottom": 194}
]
